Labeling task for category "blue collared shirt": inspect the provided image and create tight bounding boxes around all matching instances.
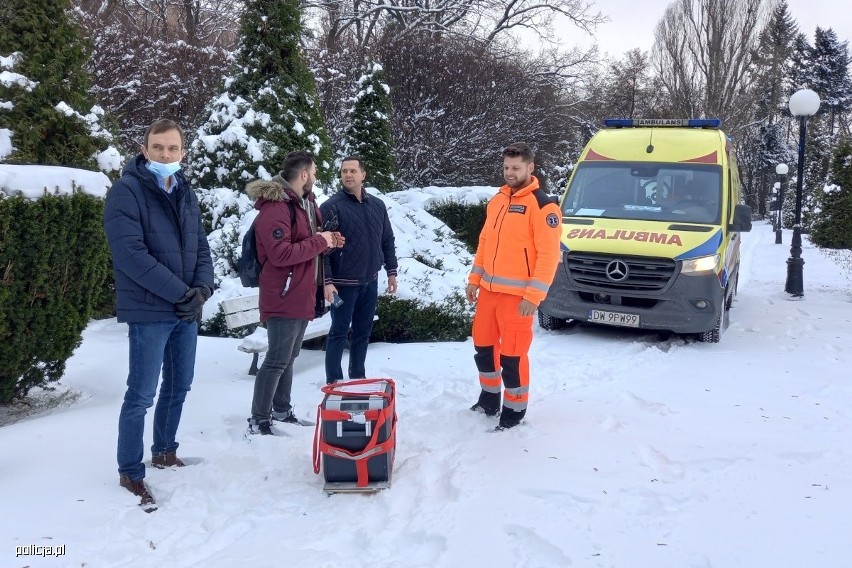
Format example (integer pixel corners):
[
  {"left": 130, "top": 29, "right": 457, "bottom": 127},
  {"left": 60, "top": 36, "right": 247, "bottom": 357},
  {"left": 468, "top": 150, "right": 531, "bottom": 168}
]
[{"left": 145, "top": 163, "right": 175, "bottom": 194}]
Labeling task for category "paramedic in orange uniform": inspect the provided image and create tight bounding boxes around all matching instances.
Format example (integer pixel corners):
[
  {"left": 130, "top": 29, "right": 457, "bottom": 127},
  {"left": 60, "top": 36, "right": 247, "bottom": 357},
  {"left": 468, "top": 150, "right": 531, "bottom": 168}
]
[{"left": 466, "top": 143, "right": 562, "bottom": 430}]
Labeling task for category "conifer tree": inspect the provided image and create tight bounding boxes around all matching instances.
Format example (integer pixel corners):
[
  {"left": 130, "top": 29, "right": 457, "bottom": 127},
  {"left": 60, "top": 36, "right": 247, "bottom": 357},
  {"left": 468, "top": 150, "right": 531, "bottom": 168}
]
[
  {"left": 342, "top": 61, "right": 398, "bottom": 192},
  {"left": 781, "top": 171, "right": 796, "bottom": 229},
  {"left": 811, "top": 138, "right": 852, "bottom": 249},
  {"left": 783, "top": 117, "right": 832, "bottom": 230},
  {"left": 188, "top": 0, "right": 333, "bottom": 190},
  {"left": 751, "top": 122, "right": 795, "bottom": 216},
  {"left": 810, "top": 27, "right": 852, "bottom": 137},
  {"left": 788, "top": 33, "right": 816, "bottom": 95},
  {"left": 753, "top": 0, "right": 798, "bottom": 123},
  {"left": 745, "top": 3, "right": 798, "bottom": 218},
  {"left": 0, "top": 0, "right": 119, "bottom": 171}
]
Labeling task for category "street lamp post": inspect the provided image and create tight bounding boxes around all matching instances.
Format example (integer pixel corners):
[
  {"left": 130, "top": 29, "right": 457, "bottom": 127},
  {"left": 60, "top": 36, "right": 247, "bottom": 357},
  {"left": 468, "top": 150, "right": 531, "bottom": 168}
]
[
  {"left": 785, "top": 89, "right": 821, "bottom": 297},
  {"left": 775, "top": 163, "right": 789, "bottom": 244},
  {"left": 770, "top": 183, "right": 780, "bottom": 231}
]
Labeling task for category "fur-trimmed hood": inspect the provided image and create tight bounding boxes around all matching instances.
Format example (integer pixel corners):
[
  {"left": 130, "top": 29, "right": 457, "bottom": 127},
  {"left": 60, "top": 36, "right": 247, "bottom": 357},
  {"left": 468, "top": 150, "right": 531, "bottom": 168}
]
[
  {"left": 245, "top": 174, "right": 294, "bottom": 202},
  {"left": 248, "top": 174, "right": 327, "bottom": 322}
]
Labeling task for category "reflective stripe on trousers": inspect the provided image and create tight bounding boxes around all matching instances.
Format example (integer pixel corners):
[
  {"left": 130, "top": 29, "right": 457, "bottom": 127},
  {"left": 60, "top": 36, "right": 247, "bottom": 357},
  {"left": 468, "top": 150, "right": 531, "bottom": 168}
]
[{"left": 471, "top": 288, "right": 534, "bottom": 411}]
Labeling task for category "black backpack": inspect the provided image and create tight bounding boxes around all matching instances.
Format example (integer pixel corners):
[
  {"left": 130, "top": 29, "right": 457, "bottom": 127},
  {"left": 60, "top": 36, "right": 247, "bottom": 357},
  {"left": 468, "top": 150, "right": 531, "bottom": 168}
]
[{"left": 239, "top": 201, "right": 296, "bottom": 287}]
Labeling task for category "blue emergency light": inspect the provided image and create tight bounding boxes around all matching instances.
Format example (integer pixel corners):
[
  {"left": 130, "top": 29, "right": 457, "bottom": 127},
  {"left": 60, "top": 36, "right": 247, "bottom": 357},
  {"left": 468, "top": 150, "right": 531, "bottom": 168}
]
[{"left": 603, "top": 118, "right": 722, "bottom": 128}]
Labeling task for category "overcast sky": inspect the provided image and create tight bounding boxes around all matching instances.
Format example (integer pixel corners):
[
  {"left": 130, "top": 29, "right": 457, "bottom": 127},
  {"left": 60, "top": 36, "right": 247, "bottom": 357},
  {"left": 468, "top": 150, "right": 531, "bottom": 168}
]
[{"left": 571, "top": 0, "right": 852, "bottom": 58}]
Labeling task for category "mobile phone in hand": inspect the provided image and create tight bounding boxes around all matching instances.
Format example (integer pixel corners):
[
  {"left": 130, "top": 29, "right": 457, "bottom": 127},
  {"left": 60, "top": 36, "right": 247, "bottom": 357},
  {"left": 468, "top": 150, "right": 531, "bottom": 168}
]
[{"left": 331, "top": 292, "right": 344, "bottom": 308}]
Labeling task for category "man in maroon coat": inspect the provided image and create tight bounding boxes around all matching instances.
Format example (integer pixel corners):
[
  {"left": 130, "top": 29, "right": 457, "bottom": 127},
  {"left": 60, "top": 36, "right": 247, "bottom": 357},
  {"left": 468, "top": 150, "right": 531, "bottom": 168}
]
[{"left": 245, "top": 151, "right": 343, "bottom": 435}]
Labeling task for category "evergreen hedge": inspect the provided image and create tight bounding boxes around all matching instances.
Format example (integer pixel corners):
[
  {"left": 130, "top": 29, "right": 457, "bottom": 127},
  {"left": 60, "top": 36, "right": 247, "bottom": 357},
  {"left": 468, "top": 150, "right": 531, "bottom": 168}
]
[
  {"left": 371, "top": 293, "right": 472, "bottom": 343},
  {"left": 425, "top": 198, "right": 487, "bottom": 253},
  {"left": 811, "top": 139, "right": 852, "bottom": 249},
  {"left": 0, "top": 192, "right": 111, "bottom": 403}
]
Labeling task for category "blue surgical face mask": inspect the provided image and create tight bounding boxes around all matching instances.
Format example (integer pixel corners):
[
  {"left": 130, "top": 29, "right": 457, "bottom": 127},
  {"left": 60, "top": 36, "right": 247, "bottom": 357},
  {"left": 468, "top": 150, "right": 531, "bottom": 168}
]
[{"left": 146, "top": 160, "right": 181, "bottom": 178}]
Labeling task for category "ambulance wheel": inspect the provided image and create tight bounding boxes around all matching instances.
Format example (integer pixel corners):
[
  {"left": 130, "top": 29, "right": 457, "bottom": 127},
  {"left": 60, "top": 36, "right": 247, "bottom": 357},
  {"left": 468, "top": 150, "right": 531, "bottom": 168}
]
[
  {"left": 698, "top": 314, "right": 722, "bottom": 343},
  {"left": 538, "top": 310, "right": 566, "bottom": 330}
]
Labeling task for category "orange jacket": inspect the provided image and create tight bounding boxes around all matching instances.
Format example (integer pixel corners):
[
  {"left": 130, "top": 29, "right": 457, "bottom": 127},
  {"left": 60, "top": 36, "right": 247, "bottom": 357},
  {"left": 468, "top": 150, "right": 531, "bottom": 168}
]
[{"left": 468, "top": 176, "right": 562, "bottom": 305}]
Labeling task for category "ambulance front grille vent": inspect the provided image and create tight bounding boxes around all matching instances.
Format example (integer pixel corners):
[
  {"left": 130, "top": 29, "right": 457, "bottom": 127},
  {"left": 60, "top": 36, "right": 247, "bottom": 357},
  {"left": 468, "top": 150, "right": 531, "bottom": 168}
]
[{"left": 566, "top": 252, "right": 675, "bottom": 291}]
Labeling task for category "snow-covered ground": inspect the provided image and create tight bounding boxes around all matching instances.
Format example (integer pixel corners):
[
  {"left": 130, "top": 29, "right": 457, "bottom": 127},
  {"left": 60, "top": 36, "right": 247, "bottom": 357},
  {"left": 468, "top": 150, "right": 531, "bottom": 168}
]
[{"left": 3, "top": 210, "right": 852, "bottom": 567}]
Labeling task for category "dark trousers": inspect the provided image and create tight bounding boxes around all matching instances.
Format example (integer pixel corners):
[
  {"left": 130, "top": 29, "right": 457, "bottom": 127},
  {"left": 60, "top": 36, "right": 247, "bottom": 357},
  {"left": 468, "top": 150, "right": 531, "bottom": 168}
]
[
  {"left": 250, "top": 318, "right": 308, "bottom": 421},
  {"left": 325, "top": 280, "right": 378, "bottom": 383}
]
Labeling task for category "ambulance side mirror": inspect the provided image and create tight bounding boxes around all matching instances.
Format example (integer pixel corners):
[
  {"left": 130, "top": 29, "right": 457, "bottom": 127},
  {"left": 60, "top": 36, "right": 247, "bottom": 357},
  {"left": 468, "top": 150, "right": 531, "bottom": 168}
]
[{"left": 729, "top": 204, "right": 753, "bottom": 233}]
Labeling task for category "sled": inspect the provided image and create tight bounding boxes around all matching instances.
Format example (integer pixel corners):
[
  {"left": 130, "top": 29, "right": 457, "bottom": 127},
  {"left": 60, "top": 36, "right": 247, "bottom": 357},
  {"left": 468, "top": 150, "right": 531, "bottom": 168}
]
[
  {"left": 313, "top": 379, "right": 397, "bottom": 492},
  {"left": 323, "top": 477, "right": 392, "bottom": 494}
]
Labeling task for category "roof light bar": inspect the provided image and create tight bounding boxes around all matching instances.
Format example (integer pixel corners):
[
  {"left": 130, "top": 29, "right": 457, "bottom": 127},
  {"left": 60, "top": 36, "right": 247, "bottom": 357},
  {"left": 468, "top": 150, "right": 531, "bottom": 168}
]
[{"left": 603, "top": 118, "right": 722, "bottom": 129}]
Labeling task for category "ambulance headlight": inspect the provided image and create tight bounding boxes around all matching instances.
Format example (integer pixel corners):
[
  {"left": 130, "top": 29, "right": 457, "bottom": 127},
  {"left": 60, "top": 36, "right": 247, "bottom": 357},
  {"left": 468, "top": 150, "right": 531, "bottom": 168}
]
[{"left": 681, "top": 254, "right": 720, "bottom": 274}]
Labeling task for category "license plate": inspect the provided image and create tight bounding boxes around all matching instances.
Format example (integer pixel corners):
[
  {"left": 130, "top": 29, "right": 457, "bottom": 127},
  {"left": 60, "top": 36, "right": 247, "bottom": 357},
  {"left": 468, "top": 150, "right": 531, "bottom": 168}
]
[{"left": 588, "top": 309, "right": 640, "bottom": 328}]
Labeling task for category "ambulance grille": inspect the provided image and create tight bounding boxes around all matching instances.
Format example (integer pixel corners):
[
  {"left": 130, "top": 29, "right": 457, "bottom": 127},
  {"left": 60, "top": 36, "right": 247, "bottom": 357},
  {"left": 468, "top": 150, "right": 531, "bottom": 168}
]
[{"left": 566, "top": 252, "right": 675, "bottom": 291}]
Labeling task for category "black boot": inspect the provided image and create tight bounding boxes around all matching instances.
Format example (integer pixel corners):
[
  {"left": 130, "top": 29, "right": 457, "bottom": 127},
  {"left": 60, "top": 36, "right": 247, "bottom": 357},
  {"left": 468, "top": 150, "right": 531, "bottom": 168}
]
[
  {"left": 470, "top": 391, "right": 500, "bottom": 417},
  {"left": 496, "top": 406, "right": 525, "bottom": 430}
]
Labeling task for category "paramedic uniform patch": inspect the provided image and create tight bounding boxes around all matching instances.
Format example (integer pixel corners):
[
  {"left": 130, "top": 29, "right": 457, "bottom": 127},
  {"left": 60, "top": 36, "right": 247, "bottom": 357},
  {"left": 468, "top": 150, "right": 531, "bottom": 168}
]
[
  {"left": 546, "top": 212, "right": 559, "bottom": 228},
  {"left": 508, "top": 204, "right": 527, "bottom": 214}
]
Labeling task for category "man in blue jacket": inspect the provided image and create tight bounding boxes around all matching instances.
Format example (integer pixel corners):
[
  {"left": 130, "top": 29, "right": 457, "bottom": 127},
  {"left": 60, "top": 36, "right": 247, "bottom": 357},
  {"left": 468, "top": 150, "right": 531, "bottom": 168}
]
[
  {"left": 320, "top": 156, "right": 398, "bottom": 384},
  {"left": 103, "top": 119, "right": 214, "bottom": 511}
]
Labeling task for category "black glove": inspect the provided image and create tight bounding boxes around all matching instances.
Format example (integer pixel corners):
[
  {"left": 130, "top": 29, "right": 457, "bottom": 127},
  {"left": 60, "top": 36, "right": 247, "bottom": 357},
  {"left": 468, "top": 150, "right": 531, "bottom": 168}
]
[
  {"left": 175, "top": 286, "right": 208, "bottom": 322},
  {"left": 194, "top": 285, "right": 212, "bottom": 323},
  {"left": 196, "top": 285, "right": 212, "bottom": 302}
]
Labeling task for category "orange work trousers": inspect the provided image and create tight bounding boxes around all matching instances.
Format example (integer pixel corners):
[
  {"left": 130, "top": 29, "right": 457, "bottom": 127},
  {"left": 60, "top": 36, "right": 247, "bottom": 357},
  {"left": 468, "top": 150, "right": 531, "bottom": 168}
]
[{"left": 471, "top": 288, "right": 534, "bottom": 414}]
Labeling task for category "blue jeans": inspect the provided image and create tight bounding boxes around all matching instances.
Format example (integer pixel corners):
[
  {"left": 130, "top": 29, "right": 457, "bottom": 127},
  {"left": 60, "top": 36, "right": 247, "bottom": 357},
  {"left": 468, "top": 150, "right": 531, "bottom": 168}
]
[
  {"left": 325, "top": 280, "right": 378, "bottom": 383},
  {"left": 117, "top": 320, "right": 197, "bottom": 480},
  {"left": 250, "top": 317, "right": 308, "bottom": 421}
]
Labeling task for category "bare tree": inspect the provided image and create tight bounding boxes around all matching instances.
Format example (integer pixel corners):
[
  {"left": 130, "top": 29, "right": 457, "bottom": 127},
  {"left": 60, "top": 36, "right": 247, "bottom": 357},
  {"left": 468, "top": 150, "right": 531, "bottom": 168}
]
[
  {"left": 304, "top": 0, "right": 605, "bottom": 51},
  {"left": 652, "top": 0, "right": 772, "bottom": 135},
  {"left": 375, "top": 35, "right": 571, "bottom": 188},
  {"left": 75, "top": 0, "right": 240, "bottom": 150},
  {"left": 304, "top": 0, "right": 472, "bottom": 50},
  {"left": 481, "top": 0, "right": 605, "bottom": 47},
  {"left": 79, "top": 0, "right": 240, "bottom": 43},
  {"left": 598, "top": 49, "right": 669, "bottom": 119}
]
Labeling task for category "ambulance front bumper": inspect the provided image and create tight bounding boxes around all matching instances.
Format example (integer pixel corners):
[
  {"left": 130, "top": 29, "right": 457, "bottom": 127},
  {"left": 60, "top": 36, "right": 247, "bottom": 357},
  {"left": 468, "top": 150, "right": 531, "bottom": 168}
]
[{"left": 539, "top": 261, "right": 724, "bottom": 334}]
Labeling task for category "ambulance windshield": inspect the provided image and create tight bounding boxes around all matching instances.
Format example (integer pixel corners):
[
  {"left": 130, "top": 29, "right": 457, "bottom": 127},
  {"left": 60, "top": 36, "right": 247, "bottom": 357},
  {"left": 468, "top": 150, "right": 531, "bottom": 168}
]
[{"left": 561, "top": 162, "right": 723, "bottom": 225}]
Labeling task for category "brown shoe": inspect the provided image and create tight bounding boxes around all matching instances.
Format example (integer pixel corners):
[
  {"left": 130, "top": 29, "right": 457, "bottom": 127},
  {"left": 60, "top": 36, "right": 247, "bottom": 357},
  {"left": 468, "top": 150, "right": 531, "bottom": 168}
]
[
  {"left": 119, "top": 475, "right": 156, "bottom": 512},
  {"left": 151, "top": 451, "right": 185, "bottom": 469}
]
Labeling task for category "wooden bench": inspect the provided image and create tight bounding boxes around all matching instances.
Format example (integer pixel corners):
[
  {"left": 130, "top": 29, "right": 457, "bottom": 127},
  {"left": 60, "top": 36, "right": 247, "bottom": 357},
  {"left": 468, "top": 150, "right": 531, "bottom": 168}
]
[
  {"left": 219, "top": 294, "right": 377, "bottom": 376},
  {"left": 220, "top": 294, "right": 335, "bottom": 375}
]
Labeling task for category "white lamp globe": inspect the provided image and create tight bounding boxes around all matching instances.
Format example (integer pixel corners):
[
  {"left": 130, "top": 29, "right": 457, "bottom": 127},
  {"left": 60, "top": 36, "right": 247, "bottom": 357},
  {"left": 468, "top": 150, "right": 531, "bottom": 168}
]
[
  {"left": 776, "top": 163, "right": 789, "bottom": 175},
  {"left": 789, "top": 89, "right": 821, "bottom": 117}
]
